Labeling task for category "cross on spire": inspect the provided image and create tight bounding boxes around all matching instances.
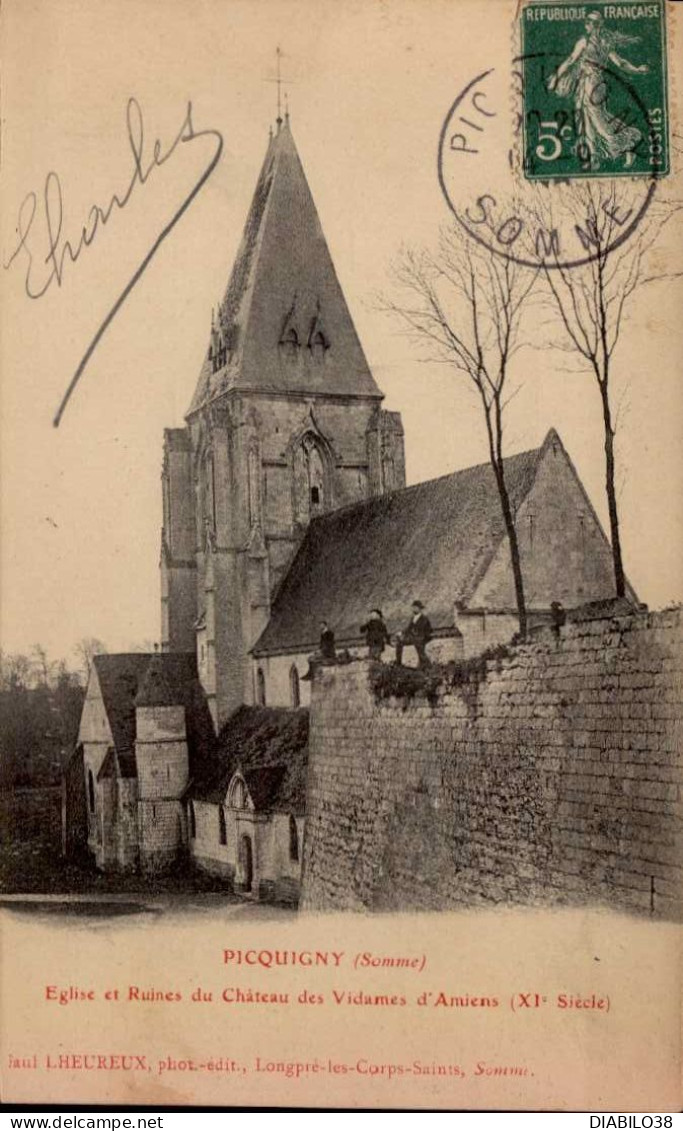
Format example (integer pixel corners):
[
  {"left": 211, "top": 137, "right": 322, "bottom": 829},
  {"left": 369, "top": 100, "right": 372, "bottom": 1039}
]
[{"left": 276, "top": 46, "right": 283, "bottom": 129}]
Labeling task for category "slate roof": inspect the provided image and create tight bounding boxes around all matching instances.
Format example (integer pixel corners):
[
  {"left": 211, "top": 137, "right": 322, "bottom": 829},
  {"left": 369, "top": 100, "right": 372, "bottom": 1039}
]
[
  {"left": 187, "top": 120, "right": 382, "bottom": 416},
  {"left": 253, "top": 434, "right": 557, "bottom": 656},
  {"left": 136, "top": 652, "right": 181, "bottom": 707},
  {"left": 92, "top": 653, "right": 215, "bottom": 779},
  {"left": 92, "top": 654, "right": 153, "bottom": 752},
  {"left": 242, "top": 766, "right": 288, "bottom": 810},
  {"left": 189, "top": 705, "right": 309, "bottom": 815}
]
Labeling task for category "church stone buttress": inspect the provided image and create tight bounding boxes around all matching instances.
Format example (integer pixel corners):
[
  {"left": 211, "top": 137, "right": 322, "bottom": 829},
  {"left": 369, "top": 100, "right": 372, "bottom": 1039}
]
[{"left": 160, "top": 118, "right": 404, "bottom": 728}]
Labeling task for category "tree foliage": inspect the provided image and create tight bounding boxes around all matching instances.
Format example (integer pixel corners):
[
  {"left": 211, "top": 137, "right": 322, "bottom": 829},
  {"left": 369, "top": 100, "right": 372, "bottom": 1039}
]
[{"left": 0, "top": 648, "right": 86, "bottom": 788}]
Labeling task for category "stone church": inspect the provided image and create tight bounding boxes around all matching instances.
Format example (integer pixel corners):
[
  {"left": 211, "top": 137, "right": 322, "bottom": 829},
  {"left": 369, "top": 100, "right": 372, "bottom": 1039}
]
[{"left": 68, "top": 112, "right": 630, "bottom": 900}]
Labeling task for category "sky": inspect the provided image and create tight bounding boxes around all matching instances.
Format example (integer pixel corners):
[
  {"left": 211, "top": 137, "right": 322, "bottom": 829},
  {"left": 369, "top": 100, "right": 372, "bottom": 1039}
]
[{"left": 2, "top": 0, "right": 682, "bottom": 665}]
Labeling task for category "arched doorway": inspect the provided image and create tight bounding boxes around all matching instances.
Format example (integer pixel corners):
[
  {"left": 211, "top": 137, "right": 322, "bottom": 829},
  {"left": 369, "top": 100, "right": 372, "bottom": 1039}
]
[{"left": 239, "top": 834, "right": 254, "bottom": 893}]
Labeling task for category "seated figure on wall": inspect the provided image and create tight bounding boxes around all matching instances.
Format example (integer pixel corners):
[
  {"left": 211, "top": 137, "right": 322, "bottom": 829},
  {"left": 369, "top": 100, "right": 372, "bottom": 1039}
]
[{"left": 361, "top": 609, "right": 391, "bottom": 661}]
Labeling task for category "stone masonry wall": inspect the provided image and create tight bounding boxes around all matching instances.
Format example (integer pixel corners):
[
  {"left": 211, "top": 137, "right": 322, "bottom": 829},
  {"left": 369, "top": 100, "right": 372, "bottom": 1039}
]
[
  {"left": 138, "top": 799, "right": 184, "bottom": 873},
  {"left": 301, "top": 608, "right": 683, "bottom": 919}
]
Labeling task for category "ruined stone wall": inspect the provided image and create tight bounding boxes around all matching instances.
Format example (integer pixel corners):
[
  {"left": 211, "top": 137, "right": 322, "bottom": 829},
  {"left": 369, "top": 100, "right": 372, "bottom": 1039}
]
[
  {"left": 255, "top": 635, "right": 467, "bottom": 709},
  {"left": 301, "top": 608, "right": 683, "bottom": 919}
]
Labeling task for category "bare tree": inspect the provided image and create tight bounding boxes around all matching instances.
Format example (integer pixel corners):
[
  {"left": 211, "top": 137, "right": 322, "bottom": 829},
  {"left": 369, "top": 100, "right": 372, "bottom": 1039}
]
[
  {"left": 532, "top": 180, "right": 682, "bottom": 597},
  {"left": 382, "top": 225, "right": 538, "bottom": 637}
]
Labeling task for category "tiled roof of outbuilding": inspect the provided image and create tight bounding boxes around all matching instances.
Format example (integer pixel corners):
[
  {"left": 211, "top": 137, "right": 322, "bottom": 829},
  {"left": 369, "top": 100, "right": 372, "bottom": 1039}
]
[
  {"left": 92, "top": 654, "right": 153, "bottom": 752},
  {"left": 92, "top": 653, "right": 215, "bottom": 779},
  {"left": 97, "top": 746, "right": 137, "bottom": 781},
  {"left": 135, "top": 652, "right": 196, "bottom": 708},
  {"left": 242, "top": 765, "right": 288, "bottom": 810}
]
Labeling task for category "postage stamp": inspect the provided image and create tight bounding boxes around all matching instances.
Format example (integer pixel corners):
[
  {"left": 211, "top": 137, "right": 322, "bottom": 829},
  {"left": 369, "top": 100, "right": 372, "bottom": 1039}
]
[{"left": 521, "top": 1, "right": 669, "bottom": 180}]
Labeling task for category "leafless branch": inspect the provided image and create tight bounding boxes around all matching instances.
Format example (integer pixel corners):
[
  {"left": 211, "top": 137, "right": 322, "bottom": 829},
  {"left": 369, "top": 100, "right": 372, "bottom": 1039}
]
[{"left": 526, "top": 178, "right": 682, "bottom": 597}]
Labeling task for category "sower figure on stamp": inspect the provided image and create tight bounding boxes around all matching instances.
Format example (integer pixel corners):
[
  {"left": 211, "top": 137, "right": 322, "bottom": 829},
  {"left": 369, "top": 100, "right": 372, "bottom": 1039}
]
[
  {"left": 547, "top": 10, "right": 648, "bottom": 170},
  {"left": 361, "top": 608, "right": 390, "bottom": 661},
  {"left": 395, "top": 600, "right": 432, "bottom": 669}
]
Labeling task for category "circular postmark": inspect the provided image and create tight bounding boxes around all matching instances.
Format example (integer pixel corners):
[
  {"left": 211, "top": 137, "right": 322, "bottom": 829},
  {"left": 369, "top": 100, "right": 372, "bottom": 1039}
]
[{"left": 438, "top": 56, "right": 660, "bottom": 270}]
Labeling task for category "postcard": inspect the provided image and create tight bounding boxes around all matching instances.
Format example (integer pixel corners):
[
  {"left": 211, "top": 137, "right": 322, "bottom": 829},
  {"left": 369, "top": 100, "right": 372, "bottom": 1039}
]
[{"left": 1, "top": 0, "right": 682, "bottom": 1111}]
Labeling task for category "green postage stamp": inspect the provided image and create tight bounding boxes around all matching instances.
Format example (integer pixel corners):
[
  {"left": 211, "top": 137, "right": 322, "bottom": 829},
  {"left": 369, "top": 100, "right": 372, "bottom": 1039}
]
[{"left": 521, "top": 2, "right": 669, "bottom": 179}]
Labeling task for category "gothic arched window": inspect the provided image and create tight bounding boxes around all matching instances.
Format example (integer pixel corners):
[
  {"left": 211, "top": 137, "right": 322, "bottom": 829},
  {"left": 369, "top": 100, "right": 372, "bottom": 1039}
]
[
  {"left": 218, "top": 806, "right": 227, "bottom": 845},
  {"left": 188, "top": 800, "right": 196, "bottom": 840},
  {"left": 230, "top": 777, "right": 247, "bottom": 810},
  {"left": 290, "top": 664, "right": 300, "bottom": 708},
  {"left": 293, "top": 432, "right": 329, "bottom": 525},
  {"left": 248, "top": 442, "right": 261, "bottom": 531},
  {"left": 308, "top": 443, "right": 325, "bottom": 514},
  {"left": 205, "top": 452, "right": 216, "bottom": 529},
  {"left": 87, "top": 769, "right": 95, "bottom": 812}
]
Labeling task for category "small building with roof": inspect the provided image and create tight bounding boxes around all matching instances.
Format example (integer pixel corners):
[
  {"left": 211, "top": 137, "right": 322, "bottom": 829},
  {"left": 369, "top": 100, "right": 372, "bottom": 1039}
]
[
  {"left": 76, "top": 652, "right": 214, "bottom": 873},
  {"left": 186, "top": 706, "right": 308, "bottom": 902}
]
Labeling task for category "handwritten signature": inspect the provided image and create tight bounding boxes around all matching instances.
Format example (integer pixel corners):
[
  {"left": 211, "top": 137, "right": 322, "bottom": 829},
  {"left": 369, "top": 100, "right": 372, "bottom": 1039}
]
[{"left": 4, "top": 97, "right": 224, "bottom": 426}]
